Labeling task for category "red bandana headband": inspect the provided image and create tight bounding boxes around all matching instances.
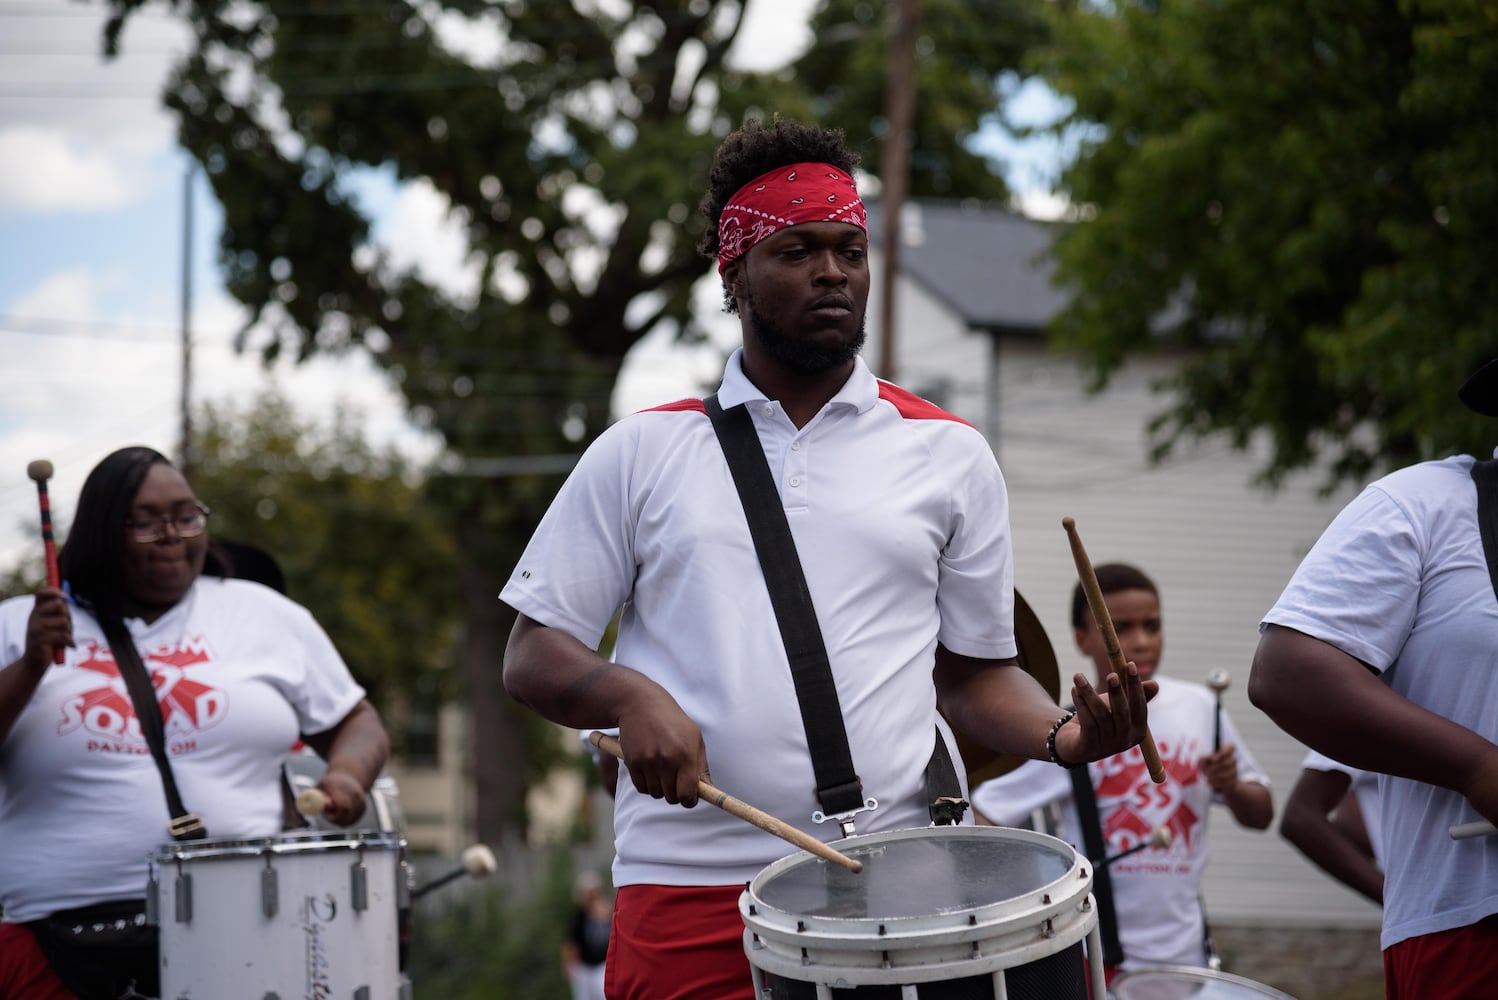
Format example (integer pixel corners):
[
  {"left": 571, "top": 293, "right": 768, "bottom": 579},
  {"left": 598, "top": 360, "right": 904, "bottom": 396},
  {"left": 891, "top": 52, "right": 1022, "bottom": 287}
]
[{"left": 716, "top": 162, "right": 867, "bottom": 275}]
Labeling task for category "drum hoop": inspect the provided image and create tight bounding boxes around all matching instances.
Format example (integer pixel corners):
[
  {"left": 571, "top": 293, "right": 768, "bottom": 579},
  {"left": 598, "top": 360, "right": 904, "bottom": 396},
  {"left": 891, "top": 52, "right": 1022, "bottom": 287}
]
[
  {"left": 741, "top": 826, "right": 1094, "bottom": 960},
  {"left": 1110, "top": 964, "right": 1297, "bottom": 999},
  {"left": 743, "top": 924, "right": 1095, "bottom": 986},
  {"left": 154, "top": 828, "right": 405, "bottom": 862}
]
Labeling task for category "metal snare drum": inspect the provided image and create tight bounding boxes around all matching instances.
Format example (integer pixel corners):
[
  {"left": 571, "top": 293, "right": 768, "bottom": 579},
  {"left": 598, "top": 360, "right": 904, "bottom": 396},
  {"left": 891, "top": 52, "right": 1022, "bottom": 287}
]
[
  {"left": 1109, "top": 965, "right": 1297, "bottom": 999},
  {"left": 741, "top": 825, "right": 1104, "bottom": 999},
  {"left": 149, "top": 829, "right": 409, "bottom": 1000}
]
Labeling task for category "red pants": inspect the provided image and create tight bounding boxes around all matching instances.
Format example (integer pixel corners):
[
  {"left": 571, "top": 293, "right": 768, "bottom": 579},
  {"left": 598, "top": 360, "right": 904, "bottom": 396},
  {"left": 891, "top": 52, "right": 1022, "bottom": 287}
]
[
  {"left": 605, "top": 884, "right": 754, "bottom": 1000},
  {"left": 0, "top": 923, "right": 75, "bottom": 1000},
  {"left": 1384, "top": 913, "right": 1498, "bottom": 999}
]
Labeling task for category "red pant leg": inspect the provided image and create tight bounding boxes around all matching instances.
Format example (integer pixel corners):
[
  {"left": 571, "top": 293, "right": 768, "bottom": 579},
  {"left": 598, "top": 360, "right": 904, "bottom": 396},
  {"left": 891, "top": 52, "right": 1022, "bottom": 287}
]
[
  {"left": 0, "top": 923, "right": 76, "bottom": 1000},
  {"left": 1383, "top": 913, "right": 1498, "bottom": 999},
  {"left": 605, "top": 884, "right": 754, "bottom": 1000}
]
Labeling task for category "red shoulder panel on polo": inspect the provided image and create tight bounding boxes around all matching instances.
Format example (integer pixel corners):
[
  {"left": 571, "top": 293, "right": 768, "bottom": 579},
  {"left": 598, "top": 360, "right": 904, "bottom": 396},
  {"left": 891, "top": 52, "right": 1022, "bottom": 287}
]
[
  {"left": 876, "top": 382, "right": 972, "bottom": 426},
  {"left": 641, "top": 398, "right": 708, "bottom": 414}
]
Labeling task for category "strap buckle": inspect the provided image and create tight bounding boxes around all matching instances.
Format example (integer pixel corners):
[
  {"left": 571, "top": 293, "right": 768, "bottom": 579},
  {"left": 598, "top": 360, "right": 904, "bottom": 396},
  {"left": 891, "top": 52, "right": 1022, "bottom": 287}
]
[
  {"left": 811, "top": 796, "right": 878, "bottom": 838},
  {"left": 169, "top": 814, "right": 207, "bottom": 840},
  {"left": 929, "top": 795, "right": 970, "bottom": 827}
]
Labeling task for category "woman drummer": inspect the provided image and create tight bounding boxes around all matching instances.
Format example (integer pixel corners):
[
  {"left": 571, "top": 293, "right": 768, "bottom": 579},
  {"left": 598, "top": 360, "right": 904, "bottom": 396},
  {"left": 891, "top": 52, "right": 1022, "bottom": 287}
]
[{"left": 0, "top": 446, "right": 389, "bottom": 999}]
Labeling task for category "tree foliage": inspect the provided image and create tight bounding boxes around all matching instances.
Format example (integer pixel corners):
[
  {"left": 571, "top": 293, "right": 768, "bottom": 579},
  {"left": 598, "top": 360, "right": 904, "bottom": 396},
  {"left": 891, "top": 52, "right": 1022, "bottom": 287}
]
[
  {"left": 98, "top": 0, "right": 774, "bottom": 841},
  {"left": 724, "top": 0, "right": 1046, "bottom": 201},
  {"left": 1038, "top": 0, "right": 1498, "bottom": 488},
  {"left": 191, "top": 393, "right": 458, "bottom": 747}
]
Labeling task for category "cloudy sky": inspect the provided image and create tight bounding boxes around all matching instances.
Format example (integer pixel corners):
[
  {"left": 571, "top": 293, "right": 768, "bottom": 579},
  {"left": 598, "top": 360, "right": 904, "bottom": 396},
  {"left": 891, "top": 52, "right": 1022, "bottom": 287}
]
[{"left": 0, "top": 0, "right": 1062, "bottom": 567}]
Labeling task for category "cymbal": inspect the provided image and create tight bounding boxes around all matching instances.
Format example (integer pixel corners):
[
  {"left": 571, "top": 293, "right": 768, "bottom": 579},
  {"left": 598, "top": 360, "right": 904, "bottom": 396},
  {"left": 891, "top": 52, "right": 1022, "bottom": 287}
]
[{"left": 948, "top": 588, "right": 1062, "bottom": 787}]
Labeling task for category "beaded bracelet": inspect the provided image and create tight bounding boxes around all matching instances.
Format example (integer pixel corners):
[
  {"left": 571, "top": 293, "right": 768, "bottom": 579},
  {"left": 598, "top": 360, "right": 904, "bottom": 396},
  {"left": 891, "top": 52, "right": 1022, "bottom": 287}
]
[{"left": 1047, "top": 710, "right": 1080, "bottom": 769}]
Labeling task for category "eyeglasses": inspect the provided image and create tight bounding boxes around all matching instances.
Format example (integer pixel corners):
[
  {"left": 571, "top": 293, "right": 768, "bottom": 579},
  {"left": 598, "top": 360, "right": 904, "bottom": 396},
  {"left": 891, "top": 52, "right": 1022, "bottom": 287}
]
[{"left": 125, "top": 501, "right": 211, "bottom": 544}]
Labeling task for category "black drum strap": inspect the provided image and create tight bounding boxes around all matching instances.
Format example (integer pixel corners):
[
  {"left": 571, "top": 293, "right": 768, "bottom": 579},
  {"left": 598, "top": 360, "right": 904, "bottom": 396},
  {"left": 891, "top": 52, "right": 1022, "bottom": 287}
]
[
  {"left": 704, "top": 394, "right": 867, "bottom": 819},
  {"left": 1471, "top": 459, "right": 1498, "bottom": 606},
  {"left": 1069, "top": 762, "right": 1125, "bottom": 966},
  {"left": 99, "top": 615, "right": 207, "bottom": 841},
  {"left": 925, "top": 730, "right": 969, "bottom": 826}
]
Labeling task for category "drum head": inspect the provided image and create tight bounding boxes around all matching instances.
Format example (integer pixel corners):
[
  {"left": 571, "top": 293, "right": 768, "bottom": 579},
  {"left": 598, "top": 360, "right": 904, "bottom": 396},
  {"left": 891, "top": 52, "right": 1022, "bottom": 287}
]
[
  {"left": 1110, "top": 966, "right": 1296, "bottom": 999},
  {"left": 756, "top": 826, "right": 1077, "bottom": 921},
  {"left": 949, "top": 588, "right": 1061, "bottom": 786}
]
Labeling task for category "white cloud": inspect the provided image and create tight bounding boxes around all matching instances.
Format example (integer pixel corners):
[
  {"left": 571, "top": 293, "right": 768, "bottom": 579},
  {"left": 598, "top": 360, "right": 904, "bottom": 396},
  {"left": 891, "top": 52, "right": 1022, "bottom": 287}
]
[
  {"left": 0, "top": 128, "right": 143, "bottom": 213},
  {"left": 376, "top": 179, "right": 483, "bottom": 304}
]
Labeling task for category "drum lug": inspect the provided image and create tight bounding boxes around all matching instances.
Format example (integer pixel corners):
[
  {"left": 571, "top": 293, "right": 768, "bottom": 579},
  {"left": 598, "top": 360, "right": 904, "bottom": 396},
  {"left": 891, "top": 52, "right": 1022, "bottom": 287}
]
[
  {"left": 262, "top": 856, "right": 279, "bottom": 919},
  {"left": 351, "top": 860, "right": 369, "bottom": 912},
  {"left": 354, "top": 988, "right": 370, "bottom": 1000},
  {"left": 174, "top": 872, "right": 193, "bottom": 924},
  {"left": 145, "top": 874, "right": 158, "bottom": 926}
]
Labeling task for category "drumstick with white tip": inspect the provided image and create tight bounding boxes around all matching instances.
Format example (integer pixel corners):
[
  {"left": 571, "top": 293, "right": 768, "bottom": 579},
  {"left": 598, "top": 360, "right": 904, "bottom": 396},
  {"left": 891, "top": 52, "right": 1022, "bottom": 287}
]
[
  {"left": 1062, "top": 517, "right": 1167, "bottom": 784},
  {"left": 1450, "top": 820, "right": 1497, "bottom": 840},
  {"left": 589, "top": 731, "right": 863, "bottom": 874}
]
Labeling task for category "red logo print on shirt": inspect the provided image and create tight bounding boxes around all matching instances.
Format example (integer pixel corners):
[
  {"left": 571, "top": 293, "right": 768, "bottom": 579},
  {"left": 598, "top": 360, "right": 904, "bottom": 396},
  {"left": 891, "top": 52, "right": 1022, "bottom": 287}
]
[
  {"left": 58, "top": 637, "right": 228, "bottom": 754},
  {"left": 1094, "top": 737, "right": 1202, "bottom": 869}
]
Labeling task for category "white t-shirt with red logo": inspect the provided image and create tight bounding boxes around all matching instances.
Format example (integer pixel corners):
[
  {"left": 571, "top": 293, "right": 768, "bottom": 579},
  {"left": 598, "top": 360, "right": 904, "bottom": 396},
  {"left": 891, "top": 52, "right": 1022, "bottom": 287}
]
[
  {"left": 0, "top": 576, "right": 366, "bottom": 922},
  {"left": 970, "top": 675, "right": 1270, "bottom": 970}
]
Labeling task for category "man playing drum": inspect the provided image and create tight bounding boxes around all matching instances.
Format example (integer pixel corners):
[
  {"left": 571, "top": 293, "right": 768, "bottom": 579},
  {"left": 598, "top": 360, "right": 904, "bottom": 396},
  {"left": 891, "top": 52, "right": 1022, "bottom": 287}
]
[{"left": 500, "top": 116, "right": 1156, "bottom": 1000}]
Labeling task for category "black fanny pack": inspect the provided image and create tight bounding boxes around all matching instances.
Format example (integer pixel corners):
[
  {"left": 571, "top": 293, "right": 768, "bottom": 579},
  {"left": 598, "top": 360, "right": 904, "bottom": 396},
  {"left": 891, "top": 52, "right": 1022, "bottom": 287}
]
[{"left": 26, "top": 898, "right": 158, "bottom": 1000}]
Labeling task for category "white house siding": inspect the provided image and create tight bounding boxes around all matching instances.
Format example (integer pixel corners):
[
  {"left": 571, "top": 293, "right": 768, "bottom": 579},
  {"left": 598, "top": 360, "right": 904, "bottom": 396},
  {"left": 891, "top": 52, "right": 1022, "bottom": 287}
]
[{"left": 864, "top": 260, "right": 1380, "bottom": 930}]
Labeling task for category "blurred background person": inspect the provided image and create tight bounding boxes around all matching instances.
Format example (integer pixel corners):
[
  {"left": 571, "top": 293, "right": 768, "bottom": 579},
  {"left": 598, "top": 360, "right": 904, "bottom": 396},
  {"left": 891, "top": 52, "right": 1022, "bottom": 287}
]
[
  {"left": 0, "top": 446, "right": 389, "bottom": 1000},
  {"left": 563, "top": 870, "right": 612, "bottom": 1000},
  {"left": 972, "top": 562, "right": 1272, "bottom": 982},
  {"left": 1281, "top": 749, "right": 1384, "bottom": 905}
]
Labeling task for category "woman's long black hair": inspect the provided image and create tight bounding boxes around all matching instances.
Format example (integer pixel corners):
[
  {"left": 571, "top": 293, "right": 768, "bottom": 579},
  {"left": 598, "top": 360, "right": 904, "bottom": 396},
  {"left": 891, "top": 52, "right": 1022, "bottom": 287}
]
[{"left": 58, "top": 445, "right": 171, "bottom": 622}]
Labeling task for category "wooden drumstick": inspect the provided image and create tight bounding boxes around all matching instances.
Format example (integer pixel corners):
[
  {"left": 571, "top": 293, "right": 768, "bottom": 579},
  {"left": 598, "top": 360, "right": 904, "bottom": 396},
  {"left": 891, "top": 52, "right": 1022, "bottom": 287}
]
[
  {"left": 1061, "top": 517, "right": 1167, "bottom": 784},
  {"left": 296, "top": 786, "right": 327, "bottom": 816},
  {"left": 27, "top": 459, "right": 64, "bottom": 665},
  {"left": 589, "top": 731, "right": 863, "bottom": 874}
]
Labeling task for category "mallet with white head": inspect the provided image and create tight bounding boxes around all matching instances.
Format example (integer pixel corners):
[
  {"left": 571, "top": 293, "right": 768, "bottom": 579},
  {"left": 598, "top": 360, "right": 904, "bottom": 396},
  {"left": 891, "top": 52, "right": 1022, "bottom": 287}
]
[
  {"left": 1207, "top": 670, "right": 1231, "bottom": 751},
  {"left": 26, "top": 459, "right": 64, "bottom": 665},
  {"left": 412, "top": 844, "right": 499, "bottom": 900},
  {"left": 1104, "top": 826, "right": 1173, "bottom": 866}
]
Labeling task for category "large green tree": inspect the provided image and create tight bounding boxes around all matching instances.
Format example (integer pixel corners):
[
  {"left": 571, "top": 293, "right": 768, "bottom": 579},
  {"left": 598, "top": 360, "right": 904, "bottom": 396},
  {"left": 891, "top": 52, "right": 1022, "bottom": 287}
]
[
  {"left": 190, "top": 393, "right": 459, "bottom": 748},
  {"left": 1038, "top": 0, "right": 1498, "bottom": 488},
  {"left": 98, "top": 0, "right": 1046, "bottom": 842}
]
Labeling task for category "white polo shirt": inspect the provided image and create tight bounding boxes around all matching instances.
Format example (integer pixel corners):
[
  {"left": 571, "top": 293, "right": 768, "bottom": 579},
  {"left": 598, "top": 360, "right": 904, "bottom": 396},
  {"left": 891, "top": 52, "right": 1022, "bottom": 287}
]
[{"left": 502, "top": 350, "right": 1016, "bottom": 887}]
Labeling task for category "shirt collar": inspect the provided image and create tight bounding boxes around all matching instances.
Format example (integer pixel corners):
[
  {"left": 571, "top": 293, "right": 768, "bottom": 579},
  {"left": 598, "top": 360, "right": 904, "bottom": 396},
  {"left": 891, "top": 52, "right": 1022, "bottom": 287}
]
[{"left": 715, "top": 348, "right": 880, "bottom": 416}]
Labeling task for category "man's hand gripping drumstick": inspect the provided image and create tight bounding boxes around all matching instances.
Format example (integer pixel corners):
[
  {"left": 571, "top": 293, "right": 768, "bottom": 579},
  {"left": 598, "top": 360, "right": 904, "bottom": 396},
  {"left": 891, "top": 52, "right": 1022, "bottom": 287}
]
[
  {"left": 1062, "top": 517, "right": 1167, "bottom": 783},
  {"left": 590, "top": 731, "right": 863, "bottom": 874}
]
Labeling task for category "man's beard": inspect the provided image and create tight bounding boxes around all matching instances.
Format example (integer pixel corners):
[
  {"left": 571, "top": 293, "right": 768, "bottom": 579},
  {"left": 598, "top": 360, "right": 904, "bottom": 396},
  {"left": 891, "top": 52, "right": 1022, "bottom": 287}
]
[{"left": 745, "top": 288, "right": 866, "bottom": 375}]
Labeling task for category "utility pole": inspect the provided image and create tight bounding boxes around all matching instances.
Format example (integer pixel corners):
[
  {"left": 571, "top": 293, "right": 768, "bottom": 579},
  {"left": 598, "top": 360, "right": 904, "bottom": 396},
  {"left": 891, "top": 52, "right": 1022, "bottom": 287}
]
[
  {"left": 877, "top": 0, "right": 920, "bottom": 383},
  {"left": 179, "top": 162, "right": 194, "bottom": 476}
]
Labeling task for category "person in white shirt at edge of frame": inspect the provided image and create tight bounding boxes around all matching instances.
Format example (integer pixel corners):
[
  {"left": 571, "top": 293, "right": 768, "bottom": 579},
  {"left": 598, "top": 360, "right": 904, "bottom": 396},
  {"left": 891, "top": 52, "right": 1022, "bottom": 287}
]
[
  {"left": 1281, "top": 748, "right": 1384, "bottom": 906},
  {"left": 1251, "top": 356, "right": 1498, "bottom": 999}
]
